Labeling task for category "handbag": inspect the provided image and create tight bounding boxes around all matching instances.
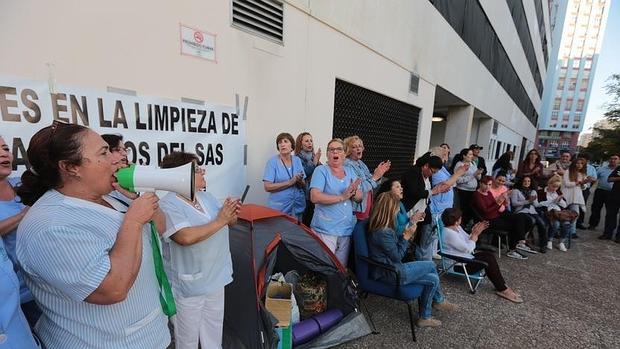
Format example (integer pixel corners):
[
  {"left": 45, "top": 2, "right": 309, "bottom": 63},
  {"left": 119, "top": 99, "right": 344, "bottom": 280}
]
[{"left": 546, "top": 209, "right": 578, "bottom": 222}]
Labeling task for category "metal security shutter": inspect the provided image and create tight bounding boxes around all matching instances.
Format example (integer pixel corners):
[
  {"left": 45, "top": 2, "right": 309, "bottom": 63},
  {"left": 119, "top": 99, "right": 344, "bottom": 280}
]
[
  {"left": 332, "top": 79, "right": 420, "bottom": 179},
  {"left": 232, "top": 0, "right": 284, "bottom": 43}
]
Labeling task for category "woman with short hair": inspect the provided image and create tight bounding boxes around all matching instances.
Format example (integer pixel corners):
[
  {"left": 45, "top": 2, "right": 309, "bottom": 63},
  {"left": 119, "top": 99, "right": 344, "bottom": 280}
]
[
  {"left": 263, "top": 132, "right": 306, "bottom": 219},
  {"left": 102, "top": 133, "right": 129, "bottom": 168},
  {"left": 343, "top": 135, "right": 390, "bottom": 220},
  {"left": 159, "top": 151, "right": 239, "bottom": 349},
  {"left": 310, "top": 138, "right": 362, "bottom": 266},
  {"left": 16, "top": 122, "right": 170, "bottom": 349}
]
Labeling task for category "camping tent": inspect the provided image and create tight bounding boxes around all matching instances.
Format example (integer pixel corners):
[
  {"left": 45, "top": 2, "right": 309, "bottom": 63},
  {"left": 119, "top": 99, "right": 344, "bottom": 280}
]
[{"left": 223, "top": 204, "right": 371, "bottom": 349}]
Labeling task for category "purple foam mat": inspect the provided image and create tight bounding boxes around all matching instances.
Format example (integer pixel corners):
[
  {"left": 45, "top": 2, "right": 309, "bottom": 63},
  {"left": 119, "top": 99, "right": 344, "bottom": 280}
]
[
  {"left": 313, "top": 309, "right": 343, "bottom": 332},
  {"left": 292, "top": 318, "right": 320, "bottom": 346}
]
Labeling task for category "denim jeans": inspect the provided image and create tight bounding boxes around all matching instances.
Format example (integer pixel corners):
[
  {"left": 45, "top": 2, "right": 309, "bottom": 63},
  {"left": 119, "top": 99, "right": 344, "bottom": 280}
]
[
  {"left": 415, "top": 223, "right": 436, "bottom": 262},
  {"left": 567, "top": 204, "right": 580, "bottom": 237},
  {"left": 399, "top": 260, "right": 444, "bottom": 319}
]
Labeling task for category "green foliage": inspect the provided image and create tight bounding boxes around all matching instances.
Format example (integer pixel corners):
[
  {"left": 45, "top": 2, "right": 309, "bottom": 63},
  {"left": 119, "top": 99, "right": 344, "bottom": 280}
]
[{"left": 583, "top": 74, "right": 620, "bottom": 162}]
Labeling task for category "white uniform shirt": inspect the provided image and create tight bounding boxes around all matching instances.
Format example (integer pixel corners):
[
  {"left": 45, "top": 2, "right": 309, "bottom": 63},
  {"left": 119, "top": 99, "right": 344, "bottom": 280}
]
[
  {"left": 16, "top": 190, "right": 169, "bottom": 349},
  {"left": 159, "top": 191, "right": 233, "bottom": 298}
]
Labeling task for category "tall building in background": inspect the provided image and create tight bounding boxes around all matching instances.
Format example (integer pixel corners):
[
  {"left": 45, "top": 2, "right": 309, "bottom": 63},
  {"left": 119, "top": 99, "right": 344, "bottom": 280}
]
[{"left": 537, "top": 0, "right": 611, "bottom": 158}]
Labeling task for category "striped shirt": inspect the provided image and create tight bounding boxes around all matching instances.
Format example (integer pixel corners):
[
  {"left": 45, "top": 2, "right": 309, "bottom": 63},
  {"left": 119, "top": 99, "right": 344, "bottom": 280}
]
[{"left": 16, "top": 190, "right": 170, "bottom": 349}]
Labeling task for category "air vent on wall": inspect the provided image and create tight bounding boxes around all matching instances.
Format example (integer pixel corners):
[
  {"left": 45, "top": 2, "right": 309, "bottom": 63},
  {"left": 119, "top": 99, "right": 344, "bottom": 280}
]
[
  {"left": 409, "top": 73, "right": 419, "bottom": 95},
  {"left": 232, "top": 0, "right": 284, "bottom": 43}
]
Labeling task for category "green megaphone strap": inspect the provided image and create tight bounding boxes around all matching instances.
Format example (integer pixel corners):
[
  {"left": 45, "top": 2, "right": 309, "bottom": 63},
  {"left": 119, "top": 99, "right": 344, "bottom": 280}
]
[{"left": 115, "top": 164, "right": 136, "bottom": 193}]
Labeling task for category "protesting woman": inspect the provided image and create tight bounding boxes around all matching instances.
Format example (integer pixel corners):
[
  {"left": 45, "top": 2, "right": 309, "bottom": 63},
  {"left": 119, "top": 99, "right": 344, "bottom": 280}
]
[
  {"left": 16, "top": 122, "right": 170, "bottom": 349},
  {"left": 159, "top": 152, "right": 239, "bottom": 349},
  {"left": 263, "top": 133, "right": 306, "bottom": 219},
  {"left": 310, "top": 138, "right": 362, "bottom": 266},
  {"left": 368, "top": 192, "right": 457, "bottom": 328},
  {"left": 295, "top": 132, "right": 321, "bottom": 226}
]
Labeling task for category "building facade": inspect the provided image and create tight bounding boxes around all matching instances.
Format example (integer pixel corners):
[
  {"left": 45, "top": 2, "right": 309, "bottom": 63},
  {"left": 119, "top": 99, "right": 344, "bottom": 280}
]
[
  {"left": 537, "top": 0, "right": 611, "bottom": 159},
  {"left": 1, "top": 0, "right": 549, "bottom": 204}
]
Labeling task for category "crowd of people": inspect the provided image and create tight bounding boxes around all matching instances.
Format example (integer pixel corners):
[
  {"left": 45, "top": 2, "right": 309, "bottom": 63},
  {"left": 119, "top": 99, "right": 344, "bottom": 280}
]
[{"left": 1, "top": 123, "right": 620, "bottom": 347}]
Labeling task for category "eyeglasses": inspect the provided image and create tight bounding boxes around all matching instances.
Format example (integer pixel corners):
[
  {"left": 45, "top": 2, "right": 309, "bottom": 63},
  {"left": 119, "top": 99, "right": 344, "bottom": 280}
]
[{"left": 327, "top": 147, "right": 344, "bottom": 153}]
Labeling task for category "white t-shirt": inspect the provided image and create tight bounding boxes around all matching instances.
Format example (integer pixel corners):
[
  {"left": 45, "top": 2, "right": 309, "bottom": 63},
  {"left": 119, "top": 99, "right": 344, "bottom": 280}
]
[{"left": 159, "top": 191, "right": 233, "bottom": 298}]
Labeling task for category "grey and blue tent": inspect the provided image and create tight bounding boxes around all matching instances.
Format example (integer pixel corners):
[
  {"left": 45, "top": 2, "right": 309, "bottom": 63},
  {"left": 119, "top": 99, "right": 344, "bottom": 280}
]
[{"left": 223, "top": 204, "right": 371, "bottom": 348}]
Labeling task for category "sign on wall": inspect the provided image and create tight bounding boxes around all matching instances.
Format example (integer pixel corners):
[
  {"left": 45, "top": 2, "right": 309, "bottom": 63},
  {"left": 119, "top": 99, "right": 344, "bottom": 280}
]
[
  {"left": 180, "top": 24, "right": 217, "bottom": 62},
  {"left": 0, "top": 76, "right": 245, "bottom": 199}
]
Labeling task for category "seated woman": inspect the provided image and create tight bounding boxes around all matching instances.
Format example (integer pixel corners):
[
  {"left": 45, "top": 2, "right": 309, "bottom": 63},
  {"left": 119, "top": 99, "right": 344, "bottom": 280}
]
[
  {"left": 538, "top": 175, "right": 572, "bottom": 252},
  {"left": 377, "top": 178, "right": 410, "bottom": 235},
  {"left": 472, "top": 176, "right": 532, "bottom": 260},
  {"left": 510, "top": 176, "right": 548, "bottom": 253},
  {"left": 367, "top": 192, "right": 457, "bottom": 328},
  {"left": 441, "top": 208, "right": 523, "bottom": 303}
]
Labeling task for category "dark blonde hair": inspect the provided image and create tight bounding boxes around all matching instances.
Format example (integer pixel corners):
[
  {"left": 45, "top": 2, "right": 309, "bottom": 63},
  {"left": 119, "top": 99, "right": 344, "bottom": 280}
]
[
  {"left": 294, "top": 132, "right": 312, "bottom": 154},
  {"left": 343, "top": 135, "right": 363, "bottom": 157},
  {"left": 369, "top": 192, "right": 400, "bottom": 232},
  {"left": 568, "top": 158, "right": 586, "bottom": 182}
]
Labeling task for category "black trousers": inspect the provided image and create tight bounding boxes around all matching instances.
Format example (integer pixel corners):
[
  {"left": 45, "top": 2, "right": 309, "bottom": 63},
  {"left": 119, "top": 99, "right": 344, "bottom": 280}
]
[
  {"left": 457, "top": 189, "right": 475, "bottom": 227},
  {"left": 603, "top": 199, "right": 620, "bottom": 238},
  {"left": 588, "top": 188, "right": 611, "bottom": 228},
  {"left": 453, "top": 251, "right": 507, "bottom": 291},
  {"left": 577, "top": 188, "right": 591, "bottom": 225},
  {"left": 488, "top": 212, "right": 529, "bottom": 249}
]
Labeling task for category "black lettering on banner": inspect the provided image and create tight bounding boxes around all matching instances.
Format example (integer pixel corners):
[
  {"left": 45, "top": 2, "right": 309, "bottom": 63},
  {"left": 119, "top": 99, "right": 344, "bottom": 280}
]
[
  {"left": 135, "top": 103, "right": 147, "bottom": 130},
  {"left": 197, "top": 110, "right": 207, "bottom": 133},
  {"left": 155, "top": 105, "right": 169, "bottom": 131},
  {"left": 0, "top": 86, "right": 20, "bottom": 122},
  {"left": 157, "top": 142, "right": 169, "bottom": 165},
  {"left": 187, "top": 109, "right": 196, "bottom": 133},
  {"left": 231, "top": 113, "right": 239, "bottom": 135},
  {"left": 113, "top": 100, "right": 128, "bottom": 129},
  {"left": 181, "top": 108, "right": 187, "bottom": 132},
  {"left": 70, "top": 95, "right": 89, "bottom": 126},
  {"left": 221, "top": 112, "right": 231, "bottom": 134},
  {"left": 125, "top": 141, "right": 137, "bottom": 164},
  {"left": 21, "top": 89, "right": 41, "bottom": 123},
  {"left": 195, "top": 143, "right": 205, "bottom": 164},
  {"left": 97, "top": 98, "right": 112, "bottom": 127},
  {"left": 51, "top": 93, "right": 70, "bottom": 123},
  {"left": 207, "top": 111, "right": 217, "bottom": 133},
  {"left": 170, "top": 142, "right": 184, "bottom": 153},
  {"left": 215, "top": 143, "right": 224, "bottom": 164},
  {"left": 138, "top": 142, "right": 150, "bottom": 165},
  {"left": 11, "top": 138, "right": 29, "bottom": 170},
  {"left": 170, "top": 107, "right": 180, "bottom": 132}
]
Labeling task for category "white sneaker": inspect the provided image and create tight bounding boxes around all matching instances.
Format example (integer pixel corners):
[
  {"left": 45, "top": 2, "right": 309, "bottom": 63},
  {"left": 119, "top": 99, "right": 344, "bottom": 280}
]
[
  {"left": 558, "top": 243, "right": 567, "bottom": 252},
  {"left": 432, "top": 253, "right": 442, "bottom": 260},
  {"left": 516, "top": 242, "right": 538, "bottom": 254},
  {"left": 507, "top": 250, "right": 528, "bottom": 260},
  {"left": 546, "top": 241, "right": 553, "bottom": 250}
]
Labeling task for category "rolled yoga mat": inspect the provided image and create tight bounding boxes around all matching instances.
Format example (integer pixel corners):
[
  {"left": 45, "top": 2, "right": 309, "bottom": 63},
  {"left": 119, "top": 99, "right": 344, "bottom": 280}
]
[{"left": 292, "top": 309, "right": 344, "bottom": 346}]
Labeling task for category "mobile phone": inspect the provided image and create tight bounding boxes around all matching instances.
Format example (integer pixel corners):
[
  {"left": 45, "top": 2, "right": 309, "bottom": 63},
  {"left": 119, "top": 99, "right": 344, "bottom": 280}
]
[{"left": 240, "top": 185, "right": 250, "bottom": 203}]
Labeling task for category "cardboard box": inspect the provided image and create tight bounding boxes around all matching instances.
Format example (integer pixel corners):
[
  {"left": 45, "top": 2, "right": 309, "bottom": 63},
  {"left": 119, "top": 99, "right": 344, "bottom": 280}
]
[{"left": 265, "top": 281, "right": 292, "bottom": 327}]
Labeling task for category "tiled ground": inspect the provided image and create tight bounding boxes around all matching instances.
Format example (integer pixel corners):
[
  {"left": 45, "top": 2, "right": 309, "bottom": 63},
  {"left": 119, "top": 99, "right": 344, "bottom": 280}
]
[{"left": 337, "top": 227, "right": 620, "bottom": 349}]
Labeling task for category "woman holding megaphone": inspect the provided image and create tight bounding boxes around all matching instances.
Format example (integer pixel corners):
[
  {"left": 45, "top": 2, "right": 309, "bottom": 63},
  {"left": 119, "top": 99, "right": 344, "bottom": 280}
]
[
  {"left": 158, "top": 151, "right": 240, "bottom": 349},
  {"left": 15, "top": 121, "right": 171, "bottom": 349}
]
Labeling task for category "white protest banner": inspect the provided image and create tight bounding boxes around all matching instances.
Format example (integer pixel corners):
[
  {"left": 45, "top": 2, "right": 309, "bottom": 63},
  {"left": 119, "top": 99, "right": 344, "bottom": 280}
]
[{"left": 0, "top": 76, "right": 246, "bottom": 200}]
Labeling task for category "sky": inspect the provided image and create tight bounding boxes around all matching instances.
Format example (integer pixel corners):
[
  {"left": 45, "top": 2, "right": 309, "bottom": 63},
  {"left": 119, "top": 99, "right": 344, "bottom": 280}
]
[{"left": 582, "top": 0, "right": 619, "bottom": 133}]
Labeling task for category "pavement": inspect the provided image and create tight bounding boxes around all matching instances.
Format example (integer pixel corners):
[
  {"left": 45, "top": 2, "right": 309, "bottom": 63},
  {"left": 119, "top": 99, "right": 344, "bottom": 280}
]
[{"left": 336, "top": 227, "right": 620, "bottom": 349}]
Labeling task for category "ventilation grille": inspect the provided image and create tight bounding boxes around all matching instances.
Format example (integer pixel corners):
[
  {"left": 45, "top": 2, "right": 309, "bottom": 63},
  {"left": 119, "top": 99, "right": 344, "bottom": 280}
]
[
  {"left": 232, "top": 0, "right": 284, "bottom": 43},
  {"left": 333, "top": 79, "right": 420, "bottom": 179},
  {"left": 409, "top": 73, "right": 419, "bottom": 94}
]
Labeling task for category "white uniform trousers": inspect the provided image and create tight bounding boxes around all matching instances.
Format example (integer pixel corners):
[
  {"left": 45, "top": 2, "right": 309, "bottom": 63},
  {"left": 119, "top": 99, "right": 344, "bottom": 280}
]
[
  {"left": 173, "top": 287, "right": 225, "bottom": 349},
  {"left": 317, "top": 233, "right": 350, "bottom": 267}
]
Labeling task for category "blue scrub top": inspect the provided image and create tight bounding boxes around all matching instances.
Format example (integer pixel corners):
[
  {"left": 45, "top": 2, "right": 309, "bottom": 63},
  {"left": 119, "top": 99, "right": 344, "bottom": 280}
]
[
  {"left": 263, "top": 155, "right": 306, "bottom": 216},
  {"left": 309, "top": 165, "right": 358, "bottom": 237},
  {"left": 430, "top": 167, "right": 454, "bottom": 216},
  {"left": 0, "top": 239, "right": 38, "bottom": 349},
  {"left": 0, "top": 178, "right": 33, "bottom": 304}
]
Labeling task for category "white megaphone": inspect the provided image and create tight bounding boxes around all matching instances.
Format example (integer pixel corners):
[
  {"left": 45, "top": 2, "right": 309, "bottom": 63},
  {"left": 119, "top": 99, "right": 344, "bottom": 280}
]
[{"left": 115, "top": 163, "right": 195, "bottom": 201}]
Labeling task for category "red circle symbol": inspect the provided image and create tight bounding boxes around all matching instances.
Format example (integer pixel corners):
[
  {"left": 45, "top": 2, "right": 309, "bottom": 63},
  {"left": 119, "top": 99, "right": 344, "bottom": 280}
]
[{"left": 194, "top": 31, "right": 204, "bottom": 44}]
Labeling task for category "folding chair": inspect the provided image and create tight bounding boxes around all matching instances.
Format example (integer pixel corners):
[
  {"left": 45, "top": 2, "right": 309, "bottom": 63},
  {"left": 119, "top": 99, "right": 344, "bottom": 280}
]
[
  {"left": 436, "top": 218, "right": 488, "bottom": 294},
  {"left": 471, "top": 207, "right": 509, "bottom": 259}
]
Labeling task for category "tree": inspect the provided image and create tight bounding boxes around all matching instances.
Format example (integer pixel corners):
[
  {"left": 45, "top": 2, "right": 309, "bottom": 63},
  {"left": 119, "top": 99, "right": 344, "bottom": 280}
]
[{"left": 583, "top": 74, "right": 620, "bottom": 163}]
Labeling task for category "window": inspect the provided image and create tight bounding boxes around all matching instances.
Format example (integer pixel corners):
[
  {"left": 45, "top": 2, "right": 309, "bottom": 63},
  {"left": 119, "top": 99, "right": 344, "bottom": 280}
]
[
  {"left": 232, "top": 0, "right": 284, "bottom": 43},
  {"left": 492, "top": 120, "right": 499, "bottom": 135},
  {"left": 558, "top": 77, "right": 565, "bottom": 89},
  {"left": 572, "top": 59, "right": 581, "bottom": 68},
  {"left": 577, "top": 100, "right": 585, "bottom": 111},
  {"left": 580, "top": 79, "right": 589, "bottom": 91},
  {"left": 554, "top": 98, "right": 561, "bottom": 109},
  {"left": 550, "top": 123, "right": 557, "bottom": 128},
  {"left": 551, "top": 111, "right": 559, "bottom": 120},
  {"left": 495, "top": 141, "right": 502, "bottom": 159},
  {"left": 569, "top": 78, "right": 577, "bottom": 90},
  {"left": 565, "top": 99, "right": 573, "bottom": 110}
]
